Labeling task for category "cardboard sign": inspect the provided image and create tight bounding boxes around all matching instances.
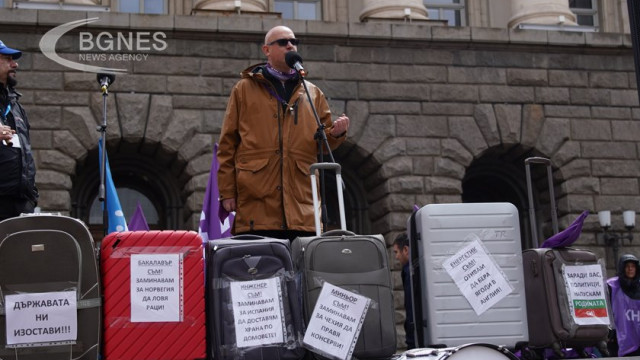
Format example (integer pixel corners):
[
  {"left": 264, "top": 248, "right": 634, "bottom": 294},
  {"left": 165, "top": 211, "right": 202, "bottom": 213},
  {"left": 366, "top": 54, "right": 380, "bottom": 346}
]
[
  {"left": 130, "top": 253, "right": 183, "bottom": 322},
  {"left": 303, "top": 282, "right": 370, "bottom": 360},
  {"left": 563, "top": 264, "right": 610, "bottom": 325},
  {"left": 442, "top": 236, "right": 513, "bottom": 315},
  {"left": 230, "top": 277, "right": 286, "bottom": 348},
  {"left": 6, "top": 290, "right": 77, "bottom": 347}
]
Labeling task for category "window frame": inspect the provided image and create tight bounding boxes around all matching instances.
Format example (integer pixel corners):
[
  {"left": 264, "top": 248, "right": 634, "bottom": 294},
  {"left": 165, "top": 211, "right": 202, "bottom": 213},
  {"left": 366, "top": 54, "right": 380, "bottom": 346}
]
[
  {"left": 569, "top": 0, "right": 599, "bottom": 28},
  {"left": 423, "top": 0, "right": 466, "bottom": 26},
  {"left": 119, "top": 0, "right": 167, "bottom": 14},
  {"left": 274, "top": 0, "right": 322, "bottom": 20}
]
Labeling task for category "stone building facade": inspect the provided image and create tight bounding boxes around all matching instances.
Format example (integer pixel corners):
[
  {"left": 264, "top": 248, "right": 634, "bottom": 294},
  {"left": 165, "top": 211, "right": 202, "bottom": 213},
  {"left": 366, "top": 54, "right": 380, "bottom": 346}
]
[{"left": 0, "top": 0, "right": 639, "bottom": 347}]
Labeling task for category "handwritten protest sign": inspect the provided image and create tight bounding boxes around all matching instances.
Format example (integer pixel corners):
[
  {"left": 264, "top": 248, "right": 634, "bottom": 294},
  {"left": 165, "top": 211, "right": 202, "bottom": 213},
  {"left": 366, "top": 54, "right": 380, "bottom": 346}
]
[
  {"left": 303, "top": 282, "right": 370, "bottom": 360},
  {"left": 563, "top": 264, "right": 610, "bottom": 325},
  {"left": 230, "top": 277, "right": 286, "bottom": 348},
  {"left": 442, "top": 235, "right": 513, "bottom": 316},
  {"left": 6, "top": 290, "right": 77, "bottom": 346},
  {"left": 131, "top": 253, "right": 183, "bottom": 322}
]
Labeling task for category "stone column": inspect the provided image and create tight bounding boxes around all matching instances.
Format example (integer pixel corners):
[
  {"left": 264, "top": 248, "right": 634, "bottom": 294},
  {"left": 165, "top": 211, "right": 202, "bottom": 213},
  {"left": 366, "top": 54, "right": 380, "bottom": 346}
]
[
  {"left": 359, "top": 0, "right": 428, "bottom": 21},
  {"left": 508, "top": 0, "right": 577, "bottom": 28},
  {"left": 193, "top": 0, "right": 267, "bottom": 12}
]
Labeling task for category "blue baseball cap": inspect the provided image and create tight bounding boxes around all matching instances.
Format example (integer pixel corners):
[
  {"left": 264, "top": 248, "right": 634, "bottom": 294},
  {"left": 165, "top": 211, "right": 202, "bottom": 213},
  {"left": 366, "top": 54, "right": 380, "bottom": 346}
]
[{"left": 0, "top": 41, "right": 21, "bottom": 60}]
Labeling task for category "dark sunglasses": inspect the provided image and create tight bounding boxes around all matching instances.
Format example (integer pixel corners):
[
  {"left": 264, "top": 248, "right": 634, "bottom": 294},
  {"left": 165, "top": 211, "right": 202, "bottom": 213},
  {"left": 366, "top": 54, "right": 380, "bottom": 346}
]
[{"left": 267, "top": 38, "right": 299, "bottom": 46}]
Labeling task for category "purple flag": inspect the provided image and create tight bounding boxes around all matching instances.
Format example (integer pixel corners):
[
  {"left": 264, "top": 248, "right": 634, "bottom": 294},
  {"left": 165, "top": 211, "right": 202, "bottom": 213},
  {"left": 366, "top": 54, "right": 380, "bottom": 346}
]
[
  {"left": 607, "top": 277, "right": 640, "bottom": 356},
  {"left": 128, "top": 202, "right": 150, "bottom": 231},
  {"left": 541, "top": 210, "right": 589, "bottom": 248},
  {"left": 198, "top": 143, "right": 234, "bottom": 241}
]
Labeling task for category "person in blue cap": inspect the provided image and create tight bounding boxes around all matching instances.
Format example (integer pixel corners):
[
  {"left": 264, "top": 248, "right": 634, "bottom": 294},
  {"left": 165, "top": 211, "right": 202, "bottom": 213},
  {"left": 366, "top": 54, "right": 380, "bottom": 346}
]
[{"left": 0, "top": 40, "right": 37, "bottom": 221}]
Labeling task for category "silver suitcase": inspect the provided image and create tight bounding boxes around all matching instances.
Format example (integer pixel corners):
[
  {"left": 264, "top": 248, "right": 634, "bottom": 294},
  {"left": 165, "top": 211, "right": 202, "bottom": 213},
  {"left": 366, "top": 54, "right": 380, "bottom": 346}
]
[{"left": 408, "top": 202, "right": 529, "bottom": 348}]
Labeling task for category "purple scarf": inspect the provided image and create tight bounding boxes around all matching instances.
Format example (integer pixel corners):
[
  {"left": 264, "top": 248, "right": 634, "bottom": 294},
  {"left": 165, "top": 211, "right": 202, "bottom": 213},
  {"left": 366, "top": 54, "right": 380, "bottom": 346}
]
[
  {"left": 265, "top": 63, "right": 296, "bottom": 82},
  {"left": 608, "top": 276, "right": 640, "bottom": 356}
]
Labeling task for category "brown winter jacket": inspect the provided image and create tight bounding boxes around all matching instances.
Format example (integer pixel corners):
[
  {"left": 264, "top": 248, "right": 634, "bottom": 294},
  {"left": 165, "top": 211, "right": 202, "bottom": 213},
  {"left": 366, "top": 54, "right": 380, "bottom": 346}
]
[{"left": 217, "top": 63, "right": 346, "bottom": 234}]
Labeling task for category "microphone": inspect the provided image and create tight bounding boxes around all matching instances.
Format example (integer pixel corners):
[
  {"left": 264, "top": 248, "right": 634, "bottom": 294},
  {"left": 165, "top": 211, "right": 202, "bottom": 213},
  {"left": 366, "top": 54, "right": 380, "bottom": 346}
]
[
  {"left": 285, "top": 51, "right": 306, "bottom": 77},
  {"left": 97, "top": 73, "right": 116, "bottom": 93}
]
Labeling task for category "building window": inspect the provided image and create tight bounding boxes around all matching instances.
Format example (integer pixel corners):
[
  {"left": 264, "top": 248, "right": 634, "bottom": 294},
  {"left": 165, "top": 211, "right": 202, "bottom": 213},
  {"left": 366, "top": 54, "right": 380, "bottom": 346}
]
[
  {"left": 274, "top": 0, "right": 321, "bottom": 20},
  {"left": 88, "top": 188, "right": 160, "bottom": 227},
  {"left": 569, "top": 0, "right": 598, "bottom": 27},
  {"left": 120, "top": 0, "right": 166, "bottom": 14},
  {"left": 423, "top": 0, "right": 465, "bottom": 26}
]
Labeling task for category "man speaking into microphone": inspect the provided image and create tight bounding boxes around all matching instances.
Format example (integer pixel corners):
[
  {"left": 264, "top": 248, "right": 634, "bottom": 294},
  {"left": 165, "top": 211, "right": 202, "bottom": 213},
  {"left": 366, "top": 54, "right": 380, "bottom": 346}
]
[{"left": 217, "top": 25, "right": 349, "bottom": 240}]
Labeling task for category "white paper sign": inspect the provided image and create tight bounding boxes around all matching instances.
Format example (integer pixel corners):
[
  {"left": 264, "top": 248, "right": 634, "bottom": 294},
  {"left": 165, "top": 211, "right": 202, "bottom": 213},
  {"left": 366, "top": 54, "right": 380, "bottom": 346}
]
[
  {"left": 130, "top": 253, "right": 183, "bottom": 322},
  {"left": 303, "top": 282, "right": 370, "bottom": 360},
  {"left": 10, "top": 133, "right": 20, "bottom": 148},
  {"left": 442, "top": 236, "right": 513, "bottom": 316},
  {"left": 230, "top": 277, "right": 286, "bottom": 348},
  {"left": 6, "top": 290, "right": 77, "bottom": 346},
  {"left": 563, "top": 264, "right": 610, "bottom": 326}
]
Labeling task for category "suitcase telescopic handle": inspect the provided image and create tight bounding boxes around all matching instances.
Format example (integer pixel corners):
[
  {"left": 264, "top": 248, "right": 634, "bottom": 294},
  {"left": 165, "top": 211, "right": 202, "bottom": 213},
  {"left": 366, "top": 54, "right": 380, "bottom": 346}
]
[
  {"left": 321, "top": 229, "right": 356, "bottom": 237},
  {"left": 230, "top": 234, "right": 266, "bottom": 240},
  {"left": 309, "top": 163, "right": 347, "bottom": 236},
  {"left": 524, "top": 157, "right": 551, "bottom": 166},
  {"left": 525, "top": 156, "right": 559, "bottom": 248}
]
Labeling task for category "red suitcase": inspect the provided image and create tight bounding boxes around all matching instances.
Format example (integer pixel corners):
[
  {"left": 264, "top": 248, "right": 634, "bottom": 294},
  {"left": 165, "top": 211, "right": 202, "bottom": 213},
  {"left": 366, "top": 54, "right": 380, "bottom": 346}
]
[{"left": 101, "top": 231, "right": 206, "bottom": 360}]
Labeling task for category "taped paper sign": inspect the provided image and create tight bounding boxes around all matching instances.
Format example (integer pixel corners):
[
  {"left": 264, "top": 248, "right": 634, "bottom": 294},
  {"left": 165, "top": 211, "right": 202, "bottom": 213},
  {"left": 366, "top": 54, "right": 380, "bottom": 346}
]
[
  {"left": 563, "top": 264, "right": 610, "bottom": 325},
  {"left": 131, "top": 253, "right": 183, "bottom": 322},
  {"left": 230, "top": 277, "right": 286, "bottom": 348},
  {"left": 6, "top": 290, "right": 77, "bottom": 347},
  {"left": 303, "top": 282, "right": 370, "bottom": 360},
  {"left": 442, "top": 235, "right": 513, "bottom": 316}
]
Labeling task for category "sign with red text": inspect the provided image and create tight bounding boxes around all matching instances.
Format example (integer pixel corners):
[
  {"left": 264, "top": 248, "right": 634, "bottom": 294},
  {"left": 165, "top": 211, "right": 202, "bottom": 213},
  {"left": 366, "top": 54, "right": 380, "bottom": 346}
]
[{"left": 563, "top": 264, "right": 610, "bottom": 326}]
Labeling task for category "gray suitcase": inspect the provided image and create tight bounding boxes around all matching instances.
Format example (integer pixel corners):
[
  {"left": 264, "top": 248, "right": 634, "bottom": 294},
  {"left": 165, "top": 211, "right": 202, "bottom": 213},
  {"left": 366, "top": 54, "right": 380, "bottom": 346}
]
[
  {"left": 0, "top": 214, "right": 101, "bottom": 360},
  {"left": 522, "top": 157, "right": 610, "bottom": 356},
  {"left": 407, "top": 202, "right": 529, "bottom": 348},
  {"left": 292, "top": 163, "right": 396, "bottom": 359}
]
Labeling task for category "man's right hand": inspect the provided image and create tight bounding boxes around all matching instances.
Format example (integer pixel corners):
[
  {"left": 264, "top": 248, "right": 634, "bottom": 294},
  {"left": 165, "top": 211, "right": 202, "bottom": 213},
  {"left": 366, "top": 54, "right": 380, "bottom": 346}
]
[
  {"left": 222, "top": 198, "right": 237, "bottom": 212},
  {"left": 0, "top": 125, "right": 14, "bottom": 145}
]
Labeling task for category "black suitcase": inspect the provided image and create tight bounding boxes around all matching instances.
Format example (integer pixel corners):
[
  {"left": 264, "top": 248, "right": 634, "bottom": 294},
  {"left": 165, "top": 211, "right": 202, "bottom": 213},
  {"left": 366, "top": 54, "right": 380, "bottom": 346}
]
[{"left": 206, "top": 235, "right": 305, "bottom": 360}]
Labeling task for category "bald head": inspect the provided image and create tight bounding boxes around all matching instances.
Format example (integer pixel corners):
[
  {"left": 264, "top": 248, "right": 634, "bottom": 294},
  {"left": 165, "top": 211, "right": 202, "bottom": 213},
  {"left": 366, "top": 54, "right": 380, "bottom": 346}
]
[
  {"left": 262, "top": 25, "right": 298, "bottom": 72},
  {"left": 265, "top": 26, "right": 294, "bottom": 45}
]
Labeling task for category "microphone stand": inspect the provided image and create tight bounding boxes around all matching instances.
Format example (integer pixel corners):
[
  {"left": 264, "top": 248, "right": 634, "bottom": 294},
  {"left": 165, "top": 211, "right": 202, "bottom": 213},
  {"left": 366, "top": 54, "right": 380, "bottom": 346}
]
[
  {"left": 97, "top": 75, "right": 113, "bottom": 239},
  {"left": 297, "top": 72, "right": 336, "bottom": 231}
]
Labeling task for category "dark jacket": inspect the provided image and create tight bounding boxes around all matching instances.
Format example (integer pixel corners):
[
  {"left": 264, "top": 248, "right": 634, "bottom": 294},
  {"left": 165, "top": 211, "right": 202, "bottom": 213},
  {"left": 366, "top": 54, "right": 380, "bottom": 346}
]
[
  {"left": 0, "top": 86, "right": 37, "bottom": 202},
  {"left": 617, "top": 254, "right": 640, "bottom": 300},
  {"left": 401, "top": 262, "right": 415, "bottom": 349}
]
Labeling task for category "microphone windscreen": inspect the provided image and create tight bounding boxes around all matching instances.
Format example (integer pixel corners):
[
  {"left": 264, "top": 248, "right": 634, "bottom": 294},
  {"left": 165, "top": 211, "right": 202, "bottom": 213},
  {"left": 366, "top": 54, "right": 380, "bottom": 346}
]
[
  {"left": 96, "top": 73, "right": 116, "bottom": 85},
  {"left": 285, "top": 51, "right": 303, "bottom": 69}
]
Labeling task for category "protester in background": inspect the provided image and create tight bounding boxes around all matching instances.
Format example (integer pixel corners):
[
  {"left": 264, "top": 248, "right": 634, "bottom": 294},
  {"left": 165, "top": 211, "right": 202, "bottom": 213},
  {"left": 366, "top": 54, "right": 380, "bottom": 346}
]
[
  {"left": 0, "top": 40, "right": 37, "bottom": 221},
  {"left": 393, "top": 232, "right": 415, "bottom": 349},
  {"left": 607, "top": 254, "right": 640, "bottom": 357},
  {"left": 217, "top": 25, "right": 349, "bottom": 241}
]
